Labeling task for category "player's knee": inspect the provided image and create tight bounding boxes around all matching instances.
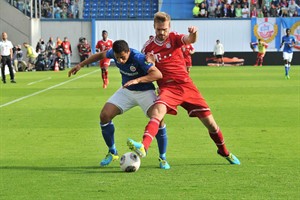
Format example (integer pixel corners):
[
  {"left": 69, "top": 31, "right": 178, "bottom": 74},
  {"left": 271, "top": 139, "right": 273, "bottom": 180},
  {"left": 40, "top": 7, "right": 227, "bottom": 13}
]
[{"left": 100, "top": 111, "right": 112, "bottom": 123}]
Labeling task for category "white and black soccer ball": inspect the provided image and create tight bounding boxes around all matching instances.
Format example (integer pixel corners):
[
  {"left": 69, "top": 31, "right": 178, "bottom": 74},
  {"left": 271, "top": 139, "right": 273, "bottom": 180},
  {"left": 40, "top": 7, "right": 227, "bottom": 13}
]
[{"left": 120, "top": 152, "right": 141, "bottom": 172}]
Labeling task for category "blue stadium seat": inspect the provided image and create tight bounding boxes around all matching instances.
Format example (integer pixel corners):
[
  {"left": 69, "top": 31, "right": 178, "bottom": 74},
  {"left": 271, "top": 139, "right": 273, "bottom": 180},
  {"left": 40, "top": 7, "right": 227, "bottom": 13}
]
[
  {"left": 107, "top": 2, "right": 113, "bottom": 7},
  {"left": 114, "top": 2, "right": 120, "bottom": 7},
  {"left": 113, "top": 12, "right": 120, "bottom": 19},
  {"left": 83, "top": 12, "right": 90, "bottom": 19},
  {"left": 99, "top": 7, "right": 105, "bottom": 12},
  {"left": 143, "top": 12, "right": 151, "bottom": 18},
  {"left": 91, "top": 13, "right": 97, "bottom": 18},
  {"left": 129, "top": 7, "right": 135, "bottom": 13},
  {"left": 137, "top": 11, "right": 143, "bottom": 18},
  {"left": 120, "top": 12, "right": 128, "bottom": 19},
  {"left": 114, "top": 7, "right": 120, "bottom": 13},
  {"left": 97, "top": 12, "right": 105, "bottom": 18},
  {"left": 129, "top": 12, "right": 135, "bottom": 18},
  {"left": 121, "top": 12, "right": 128, "bottom": 18},
  {"left": 107, "top": 6, "right": 112, "bottom": 13},
  {"left": 129, "top": 2, "right": 135, "bottom": 8},
  {"left": 84, "top": 7, "right": 89, "bottom": 12},
  {"left": 122, "top": 2, "right": 128, "bottom": 7},
  {"left": 105, "top": 12, "right": 112, "bottom": 19},
  {"left": 137, "top": 2, "right": 142, "bottom": 7},
  {"left": 144, "top": 7, "right": 150, "bottom": 12},
  {"left": 122, "top": 7, "right": 128, "bottom": 13}
]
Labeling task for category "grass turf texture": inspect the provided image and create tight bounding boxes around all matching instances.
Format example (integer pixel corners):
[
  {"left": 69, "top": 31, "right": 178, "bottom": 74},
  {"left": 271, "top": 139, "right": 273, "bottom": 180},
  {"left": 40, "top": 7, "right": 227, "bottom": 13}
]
[{"left": 0, "top": 66, "right": 299, "bottom": 199}]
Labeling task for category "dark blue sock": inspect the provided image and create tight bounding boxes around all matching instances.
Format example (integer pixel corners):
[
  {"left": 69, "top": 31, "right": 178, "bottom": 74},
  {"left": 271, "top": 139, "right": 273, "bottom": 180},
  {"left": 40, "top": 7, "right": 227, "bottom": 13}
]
[
  {"left": 100, "top": 121, "right": 117, "bottom": 154},
  {"left": 156, "top": 125, "right": 167, "bottom": 160},
  {"left": 285, "top": 65, "right": 289, "bottom": 76}
]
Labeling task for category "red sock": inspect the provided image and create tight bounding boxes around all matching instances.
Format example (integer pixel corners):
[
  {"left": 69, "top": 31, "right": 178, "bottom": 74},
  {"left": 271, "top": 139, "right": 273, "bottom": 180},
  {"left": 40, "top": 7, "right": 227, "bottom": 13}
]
[
  {"left": 105, "top": 70, "right": 108, "bottom": 80},
  {"left": 142, "top": 118, "right": 160, "bottom": 150},
  {"left": 101, "top": 73, "right": 105, "bottom": 84},
  {"left": 209, "top": 127, "right": 229, "bottom": 156}
]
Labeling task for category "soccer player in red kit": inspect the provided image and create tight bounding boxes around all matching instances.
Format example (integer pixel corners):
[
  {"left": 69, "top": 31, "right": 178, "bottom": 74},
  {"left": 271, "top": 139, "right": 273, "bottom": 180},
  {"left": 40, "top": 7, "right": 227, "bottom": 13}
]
[
  {"left": 128, "top": 12, "right": 240, "bottom": 165},
  {"left": 96, "top": 30, "right": 113, "bottom": 88},
  {"left": 181, "top": 44, "right": 195, "bottom": 73}
]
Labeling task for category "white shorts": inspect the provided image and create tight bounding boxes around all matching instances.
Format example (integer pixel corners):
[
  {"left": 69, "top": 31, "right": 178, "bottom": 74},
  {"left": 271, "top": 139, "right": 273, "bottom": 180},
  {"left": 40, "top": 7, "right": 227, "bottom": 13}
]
[
  {"left": 107, "top": 87, "right": 157, "bottom": 116},
  {"left": 283, "top": 52, "right": 293, "bottom": 62}
]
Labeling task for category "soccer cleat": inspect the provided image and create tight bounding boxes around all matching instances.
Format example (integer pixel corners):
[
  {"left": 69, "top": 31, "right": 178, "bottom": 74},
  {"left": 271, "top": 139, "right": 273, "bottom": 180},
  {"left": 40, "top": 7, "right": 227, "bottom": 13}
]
[
  {"left": 2, "top": 79, "right": 6, "bottom": 84},
  {"left": 103, "top": 83, "right": 107, "bottom": 89},
  {"left": 11, "top": 80, "right": 16, "bottom": 83},
  {"left": 127, "top": 138, "right": 146, "bottom": 157},
  {"left": 218, "top": 151, "right": 240, "bottom": 165},
  {"left": 100, "top": 152, "right": 119, "bottom": 166},
  {"left": 158, "top": 158, "right": 170, "bottom": 170},
  {"left": 285, "top": 75, "right": 290, "bottom": 80}
]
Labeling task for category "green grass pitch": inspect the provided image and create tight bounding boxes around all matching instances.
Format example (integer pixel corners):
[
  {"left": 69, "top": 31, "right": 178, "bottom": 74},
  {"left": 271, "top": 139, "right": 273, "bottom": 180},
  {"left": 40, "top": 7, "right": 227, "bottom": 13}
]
[{"left": 0, "top": 65, "right": 299, "bottom": 199}]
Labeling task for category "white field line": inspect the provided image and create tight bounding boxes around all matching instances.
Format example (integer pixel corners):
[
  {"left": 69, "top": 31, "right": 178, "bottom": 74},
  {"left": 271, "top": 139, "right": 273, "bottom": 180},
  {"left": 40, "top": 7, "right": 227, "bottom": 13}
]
[
  {"left": 0, "top": 69, "right": 100, "bottom": 109},
  {"left": 27, "top": 77, "right": 52, "bottom": 85}
]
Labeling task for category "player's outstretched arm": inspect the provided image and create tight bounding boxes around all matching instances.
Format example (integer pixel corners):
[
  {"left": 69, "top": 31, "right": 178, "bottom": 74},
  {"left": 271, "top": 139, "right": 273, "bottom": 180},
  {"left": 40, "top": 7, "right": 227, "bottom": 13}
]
[
  {"left": 123, "top": 65, "right": 162, "bottom": 88},
  {"left": 68, "top": 51, "right": 106, "bottom": 77},
  {"left": 184, "top": 26, "right": 198, "bottom": 45}
]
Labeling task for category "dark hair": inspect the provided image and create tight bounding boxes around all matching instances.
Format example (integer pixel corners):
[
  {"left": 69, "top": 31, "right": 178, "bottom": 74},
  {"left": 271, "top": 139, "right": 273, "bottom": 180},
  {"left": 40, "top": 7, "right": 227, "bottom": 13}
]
[
  {"left": 102, "top": 30, "right": 108, "bottom": 34},
  {"left": 112, "top": 40, "right": 129, "bottom": 54}
]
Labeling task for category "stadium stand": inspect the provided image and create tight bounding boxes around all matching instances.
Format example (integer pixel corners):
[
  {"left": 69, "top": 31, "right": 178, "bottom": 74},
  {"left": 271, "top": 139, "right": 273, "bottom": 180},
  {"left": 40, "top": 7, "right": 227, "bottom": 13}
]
[{"left": 83, "top": 0, "right": 159, "bottom": 19}]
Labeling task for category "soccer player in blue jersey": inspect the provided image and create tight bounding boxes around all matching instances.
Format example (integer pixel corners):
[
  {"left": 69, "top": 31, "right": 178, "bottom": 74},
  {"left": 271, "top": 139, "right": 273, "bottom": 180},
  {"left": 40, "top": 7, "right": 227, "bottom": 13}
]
[
  {"left": 280, "top": 28, "right": 296, "bottom": 79},
  {"left": 68, "top": 40, "right": 170, "bottom": 169}
]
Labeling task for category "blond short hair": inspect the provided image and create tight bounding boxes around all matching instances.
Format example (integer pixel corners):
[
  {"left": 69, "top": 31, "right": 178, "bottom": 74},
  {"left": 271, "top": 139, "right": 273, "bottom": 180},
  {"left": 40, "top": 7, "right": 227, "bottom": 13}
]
[{"left": 154, "top": 12, "right": 171, "bottom": 24}]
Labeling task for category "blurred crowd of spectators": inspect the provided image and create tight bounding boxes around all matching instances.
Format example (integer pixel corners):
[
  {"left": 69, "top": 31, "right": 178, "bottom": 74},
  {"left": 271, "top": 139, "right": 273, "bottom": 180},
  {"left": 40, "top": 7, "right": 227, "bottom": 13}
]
[
  {"left": 6, "top": 0, "right": 82, "bottom": 19},
  {"left": 193, "top": 0, "right": 300, "bottom": 18},
  {"left": 6, "top": 0, "right": 300, "bottom": 19},
  {"left": 41, "top": 0, "right": 81, "bottom": 19}
]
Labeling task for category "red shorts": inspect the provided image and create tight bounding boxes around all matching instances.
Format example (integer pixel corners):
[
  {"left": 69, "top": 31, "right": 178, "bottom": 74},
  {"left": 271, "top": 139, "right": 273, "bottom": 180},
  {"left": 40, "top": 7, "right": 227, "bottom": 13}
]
[
  {"left": 100, "top": 58, "right": 111, "bottom": 68},
  {"left": 156, "top": 81, "right": 211, "bottom": 118}
]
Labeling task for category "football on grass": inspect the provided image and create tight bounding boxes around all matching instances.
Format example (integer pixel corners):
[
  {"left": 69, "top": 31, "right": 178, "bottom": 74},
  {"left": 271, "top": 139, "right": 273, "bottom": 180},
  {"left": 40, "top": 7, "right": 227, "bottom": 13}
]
[{"left": 120, "top": 152, "right": 141, "bottom": 172}]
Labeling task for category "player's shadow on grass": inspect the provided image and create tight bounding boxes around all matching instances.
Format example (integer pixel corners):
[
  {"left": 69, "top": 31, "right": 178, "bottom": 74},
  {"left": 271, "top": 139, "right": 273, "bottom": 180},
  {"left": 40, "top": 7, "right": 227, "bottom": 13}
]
[{"left": 0, "top": 166, "right": 124, "bottom": 174}]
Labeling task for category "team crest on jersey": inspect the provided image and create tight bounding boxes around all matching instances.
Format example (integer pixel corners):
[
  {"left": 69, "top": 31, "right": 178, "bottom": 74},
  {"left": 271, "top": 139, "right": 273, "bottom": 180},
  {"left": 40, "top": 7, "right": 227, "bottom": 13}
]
[
  {"left": 166, "top": 43, "right": 171, "bottom": 48},
  {"left": 130, "top": 65, "right": 137, "bottom": 72}
]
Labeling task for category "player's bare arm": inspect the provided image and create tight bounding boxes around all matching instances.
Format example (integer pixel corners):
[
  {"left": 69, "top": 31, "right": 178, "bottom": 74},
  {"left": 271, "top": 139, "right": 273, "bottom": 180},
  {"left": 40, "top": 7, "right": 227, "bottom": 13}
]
[
  {"left": 123, "top": 65, "right": 162, "bottom": 88},
  {"left": 68, "top": 51, "right": 107, "bottom": 77},
  {"left": 145, "top": 52, "right": 156, "bottom": 64},
  {"left": 184, "top": 26, "right": 198, "bottom": 44}
]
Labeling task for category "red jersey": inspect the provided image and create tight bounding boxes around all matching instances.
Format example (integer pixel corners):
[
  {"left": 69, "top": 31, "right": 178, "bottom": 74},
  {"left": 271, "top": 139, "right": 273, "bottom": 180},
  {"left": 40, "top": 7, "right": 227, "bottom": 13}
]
[
  {"left": 61, "top": 41, "right": 72, "bottom": 54},
  {"left": 181, "top": 44, "right": 194, "bottom": 58},
  {"left": 142, "top": 32, "right": 190, "bottom": 86},
  {"left": 96, "top": 39, "right": 113, "bottom": 52}
]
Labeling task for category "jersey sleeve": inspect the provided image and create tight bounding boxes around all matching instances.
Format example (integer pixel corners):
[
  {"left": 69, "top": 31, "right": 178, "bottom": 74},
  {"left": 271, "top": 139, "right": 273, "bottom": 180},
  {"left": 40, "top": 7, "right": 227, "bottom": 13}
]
[
  {"left": 135, "top": 53, "right": 153, "bottom": 73},
  {"left": 95, "top": 41, "right": 100, "bottom": 49},
  {"left": 105, "top": 49, "right": 114, "bottom": 59},
  {"left": 171, "top": 32, "right": 186, "bottom": 48}
]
